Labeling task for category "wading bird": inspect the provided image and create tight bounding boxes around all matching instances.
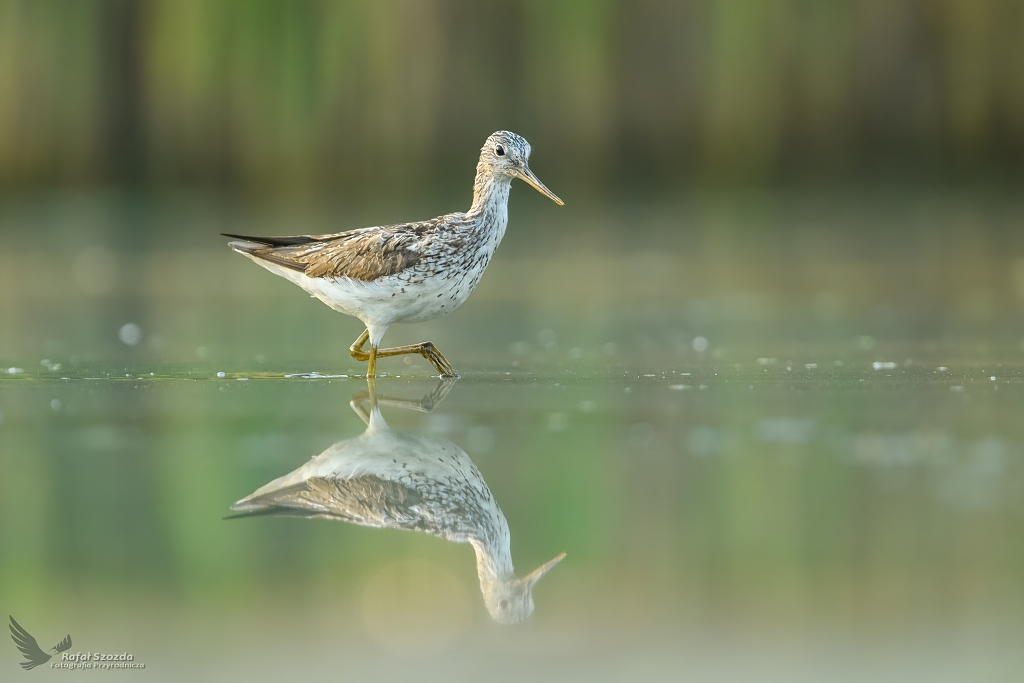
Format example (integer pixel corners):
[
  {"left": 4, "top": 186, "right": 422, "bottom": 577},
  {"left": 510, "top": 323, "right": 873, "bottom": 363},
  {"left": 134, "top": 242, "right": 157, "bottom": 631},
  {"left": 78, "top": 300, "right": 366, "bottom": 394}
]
[
  {"left": 224, "top": 131, "right": 563, "bottom": 378},
  {"left": 229, "top": 380, "right": 565, "bottom": 623}
]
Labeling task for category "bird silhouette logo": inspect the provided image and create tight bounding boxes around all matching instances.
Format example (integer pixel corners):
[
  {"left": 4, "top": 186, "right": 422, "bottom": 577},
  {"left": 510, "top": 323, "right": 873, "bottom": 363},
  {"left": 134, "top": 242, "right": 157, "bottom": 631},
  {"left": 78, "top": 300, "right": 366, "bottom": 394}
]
[{"left": 9, "top": 616, "right": 71, "bottom": 670}]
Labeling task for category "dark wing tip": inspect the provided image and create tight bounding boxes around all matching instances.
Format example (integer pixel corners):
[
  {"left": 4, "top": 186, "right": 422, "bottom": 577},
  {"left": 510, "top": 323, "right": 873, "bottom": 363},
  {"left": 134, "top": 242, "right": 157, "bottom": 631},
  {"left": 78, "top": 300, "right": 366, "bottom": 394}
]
[{"left": 221, "top": 233, "right": 319, "bottom": 247}]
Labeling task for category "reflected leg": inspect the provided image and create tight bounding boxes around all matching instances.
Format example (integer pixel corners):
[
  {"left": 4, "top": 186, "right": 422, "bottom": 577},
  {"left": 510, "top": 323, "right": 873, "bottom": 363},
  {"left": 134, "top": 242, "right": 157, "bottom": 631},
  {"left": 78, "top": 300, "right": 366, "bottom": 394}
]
[{"left": 350, "top": 376, "right": 456, "bottom": 424}]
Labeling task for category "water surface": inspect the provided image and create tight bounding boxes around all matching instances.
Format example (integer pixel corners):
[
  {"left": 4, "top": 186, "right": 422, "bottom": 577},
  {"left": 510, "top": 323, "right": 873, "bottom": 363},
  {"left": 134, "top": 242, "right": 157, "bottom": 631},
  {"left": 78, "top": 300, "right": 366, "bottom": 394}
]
[{"left": 2, "top": 191, "right": 1024, "bottom": 681}]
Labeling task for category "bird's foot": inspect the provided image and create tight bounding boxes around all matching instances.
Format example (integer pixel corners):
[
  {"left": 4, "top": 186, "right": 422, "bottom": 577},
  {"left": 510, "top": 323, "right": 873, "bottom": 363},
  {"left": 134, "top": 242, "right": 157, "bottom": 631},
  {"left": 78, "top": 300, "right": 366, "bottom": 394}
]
[{"left": 419, "top": 342, "right": 459, "bottom": 378}]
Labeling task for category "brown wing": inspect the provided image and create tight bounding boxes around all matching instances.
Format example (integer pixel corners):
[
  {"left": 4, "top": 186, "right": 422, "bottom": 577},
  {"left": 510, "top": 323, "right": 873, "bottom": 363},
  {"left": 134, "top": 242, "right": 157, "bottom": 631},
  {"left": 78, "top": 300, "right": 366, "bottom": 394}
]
[{"left": 224, "top": 222, "right": 434, "bottom": 282}]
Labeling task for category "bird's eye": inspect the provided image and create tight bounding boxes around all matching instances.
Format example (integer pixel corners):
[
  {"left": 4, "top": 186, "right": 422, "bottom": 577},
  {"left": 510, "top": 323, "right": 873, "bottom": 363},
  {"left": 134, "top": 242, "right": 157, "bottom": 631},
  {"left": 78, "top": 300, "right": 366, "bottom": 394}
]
[
  {"left": 499, "top": 599, "right": 509, "bottom": 609},
  {"left": 495, "top": 145, "right": 505, "bottom": 156}
]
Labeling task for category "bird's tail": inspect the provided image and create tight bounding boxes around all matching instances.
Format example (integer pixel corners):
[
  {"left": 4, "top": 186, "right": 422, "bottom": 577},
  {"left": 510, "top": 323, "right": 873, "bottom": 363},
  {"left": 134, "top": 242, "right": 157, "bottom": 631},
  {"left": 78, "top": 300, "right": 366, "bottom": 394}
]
[
  {"left": 223, "top": 239, "right": 263, "bottom": 256},
  {"left": 222, "top": 235, "right": 309, "bottom": 275}
]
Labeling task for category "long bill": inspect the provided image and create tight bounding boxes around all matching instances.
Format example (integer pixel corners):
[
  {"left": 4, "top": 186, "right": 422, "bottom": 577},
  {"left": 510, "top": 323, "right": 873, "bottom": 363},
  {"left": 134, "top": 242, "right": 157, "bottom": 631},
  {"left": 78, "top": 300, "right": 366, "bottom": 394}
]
[
  {"left": 519, "top": 551, "right": 567, "bottom": 587},
  {"left": 517, "top": 165, "right": 564, "bottom": 205}
]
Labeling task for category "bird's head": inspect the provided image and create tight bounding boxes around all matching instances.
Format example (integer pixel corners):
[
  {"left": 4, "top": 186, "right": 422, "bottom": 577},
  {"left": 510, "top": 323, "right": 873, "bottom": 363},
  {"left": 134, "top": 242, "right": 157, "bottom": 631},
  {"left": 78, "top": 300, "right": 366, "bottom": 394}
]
[
  {"left": 483, "top": 552, "right": 566, "bottom": 624},
  {"left": 479, "top": 131, "right": 563, "bottom": 205}
]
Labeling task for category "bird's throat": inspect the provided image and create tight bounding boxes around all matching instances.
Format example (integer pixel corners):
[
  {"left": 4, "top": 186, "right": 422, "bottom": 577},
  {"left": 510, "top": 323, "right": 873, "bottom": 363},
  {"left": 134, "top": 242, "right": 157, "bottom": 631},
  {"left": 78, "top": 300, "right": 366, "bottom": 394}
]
[
  {"left": 468, "top": 169, "right": 512, "bottom": 220},
  {"left": 467, "top": 171, "right": 511, "bottom": 257}
]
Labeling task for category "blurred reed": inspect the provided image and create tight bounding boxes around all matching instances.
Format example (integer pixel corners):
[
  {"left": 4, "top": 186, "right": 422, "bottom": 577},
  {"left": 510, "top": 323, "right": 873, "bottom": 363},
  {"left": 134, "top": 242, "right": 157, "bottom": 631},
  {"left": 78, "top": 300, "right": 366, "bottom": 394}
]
[{"left": 0, "top": 0, "right": 1021, "bottom": 198}]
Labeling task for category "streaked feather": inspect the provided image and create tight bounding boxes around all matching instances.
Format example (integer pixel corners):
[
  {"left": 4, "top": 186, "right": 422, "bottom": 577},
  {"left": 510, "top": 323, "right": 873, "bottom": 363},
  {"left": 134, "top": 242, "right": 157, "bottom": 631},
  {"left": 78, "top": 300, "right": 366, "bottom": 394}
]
[{"left": 223, "top": 221, "right": 436, "bottom": 281}]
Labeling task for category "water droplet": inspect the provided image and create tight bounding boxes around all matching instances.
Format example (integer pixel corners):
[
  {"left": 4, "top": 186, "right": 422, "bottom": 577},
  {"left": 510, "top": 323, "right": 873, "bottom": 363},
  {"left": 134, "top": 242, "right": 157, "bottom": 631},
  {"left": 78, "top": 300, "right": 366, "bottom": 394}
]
[{"left": 118, "top": 323, "right": 142, "bottom": 346}]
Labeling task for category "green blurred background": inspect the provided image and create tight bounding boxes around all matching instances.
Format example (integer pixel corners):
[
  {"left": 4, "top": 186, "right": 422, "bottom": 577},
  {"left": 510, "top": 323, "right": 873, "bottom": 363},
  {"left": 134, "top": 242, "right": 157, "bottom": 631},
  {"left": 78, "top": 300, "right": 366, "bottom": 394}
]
[
  {"left": 1, "top": 0, "right": 1022, "bottom": 196},
  {"left": 1, "top": 0, "right": 1024, "bottom": 366},
  {"left": 2, "top": 2, "right": 1024, "bottom": 681}
]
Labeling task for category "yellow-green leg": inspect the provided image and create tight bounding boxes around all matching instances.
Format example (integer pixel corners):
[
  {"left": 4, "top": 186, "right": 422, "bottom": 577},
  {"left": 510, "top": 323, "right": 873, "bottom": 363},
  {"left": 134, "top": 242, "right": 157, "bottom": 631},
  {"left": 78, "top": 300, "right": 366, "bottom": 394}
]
[{"left": 349, "top": 329, "right": 458, "bottom": 378}]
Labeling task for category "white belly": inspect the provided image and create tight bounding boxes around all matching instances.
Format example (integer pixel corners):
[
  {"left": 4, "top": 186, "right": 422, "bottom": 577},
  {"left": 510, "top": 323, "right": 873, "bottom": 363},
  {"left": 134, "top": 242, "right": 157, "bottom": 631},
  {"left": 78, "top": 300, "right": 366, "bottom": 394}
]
[{"left": 247, "top": 254, "right": 488, "bottom": 336}]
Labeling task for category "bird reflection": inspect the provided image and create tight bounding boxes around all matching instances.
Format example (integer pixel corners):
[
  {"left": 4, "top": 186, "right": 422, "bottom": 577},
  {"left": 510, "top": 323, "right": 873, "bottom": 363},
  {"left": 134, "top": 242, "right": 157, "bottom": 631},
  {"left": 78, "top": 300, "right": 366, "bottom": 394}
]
[{"left": 230, "top": 379, "right": 564, "bottom": 624}]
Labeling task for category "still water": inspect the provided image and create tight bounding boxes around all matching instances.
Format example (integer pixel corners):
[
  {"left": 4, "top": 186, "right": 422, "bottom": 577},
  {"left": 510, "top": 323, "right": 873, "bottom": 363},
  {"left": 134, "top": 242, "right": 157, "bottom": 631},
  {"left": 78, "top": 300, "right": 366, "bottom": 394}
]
[{"left": 2, "top": 191, "right": 1024, "bottom": 680}]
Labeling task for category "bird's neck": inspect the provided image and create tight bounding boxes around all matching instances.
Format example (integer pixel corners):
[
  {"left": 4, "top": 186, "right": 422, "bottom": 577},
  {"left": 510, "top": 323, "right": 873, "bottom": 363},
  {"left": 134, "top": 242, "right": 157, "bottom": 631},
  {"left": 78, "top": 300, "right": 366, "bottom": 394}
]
[
  {"left": 467, "top": 167, "right": 511, "bottom": 230},
  {"left": 469, "top": 516, "right": 515, "bottom": 585}
]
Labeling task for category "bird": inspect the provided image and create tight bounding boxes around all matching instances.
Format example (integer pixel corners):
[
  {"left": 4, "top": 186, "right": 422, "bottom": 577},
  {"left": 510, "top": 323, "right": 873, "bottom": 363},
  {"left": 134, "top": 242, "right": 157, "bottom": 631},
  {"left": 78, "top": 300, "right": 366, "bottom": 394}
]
[
  {"left": 223, "top": 131, "right": 563, "bottom": 378},
  {"left": 228, "top": 379, "right": 565, "bottom": 624},
  {"left": 9, "top": 616, "right": 72, "bottom": 670}
]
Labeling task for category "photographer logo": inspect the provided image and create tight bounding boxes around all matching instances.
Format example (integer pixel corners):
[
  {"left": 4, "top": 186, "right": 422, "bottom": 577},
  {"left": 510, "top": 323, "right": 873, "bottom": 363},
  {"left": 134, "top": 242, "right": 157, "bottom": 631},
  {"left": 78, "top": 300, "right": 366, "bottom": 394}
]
[{"left": 9, "top": 616, "right": 144, "bottom": 672}]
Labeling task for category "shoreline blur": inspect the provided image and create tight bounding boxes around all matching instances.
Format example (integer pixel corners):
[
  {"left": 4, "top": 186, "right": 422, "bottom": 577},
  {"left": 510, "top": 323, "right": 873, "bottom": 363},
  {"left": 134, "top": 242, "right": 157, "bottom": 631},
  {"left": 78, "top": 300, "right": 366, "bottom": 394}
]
[{"left": 1, "top": 1, "right": 1022, "bottom": 198}]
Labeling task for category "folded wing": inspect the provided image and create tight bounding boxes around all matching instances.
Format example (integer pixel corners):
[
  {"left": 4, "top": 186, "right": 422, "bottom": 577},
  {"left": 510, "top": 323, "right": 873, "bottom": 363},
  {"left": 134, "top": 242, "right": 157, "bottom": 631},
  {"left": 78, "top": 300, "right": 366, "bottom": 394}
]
[{"left": 223, "top": 223, "right": 433, "bottom": 282}]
